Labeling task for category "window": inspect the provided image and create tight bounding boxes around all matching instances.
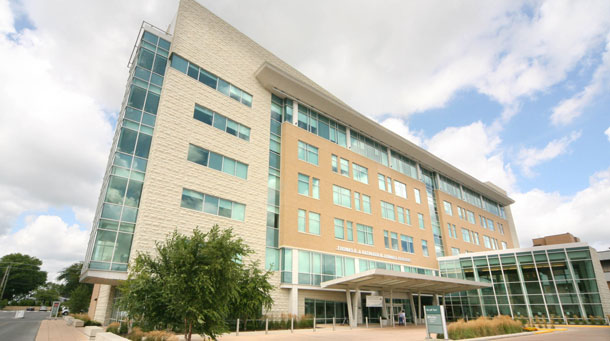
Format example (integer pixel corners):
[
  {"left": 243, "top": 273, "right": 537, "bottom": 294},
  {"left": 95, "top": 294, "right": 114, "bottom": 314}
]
[
  {"left": 346, "top": 221, "right": 353, "bottom": 241},
  {"left": 473, "top": 232, "right": 480, "bottom": 245},
  {"left": 381, "top": 201, "right": 395, "bottom": 221},
  {"left": 352, "top": 163, "right": 368, "bottom": 184},
  {"left": 171, "top": 54, "right": 252, "bottom": 107},
  {"left": 309, "top": 212, "right": 320, "bottom": 235},
  {"left": 443, "top": 201, "right": 452, "bottom": 215},
  {"left": 391, "top": 232, "right": 399, "bottom": 250},
  {"left": 462, "top": 228, "right": 471, "bottom": 243},
  {"left": 487, "top": 218, "right": 495, "bottom": 231},
  {"left": 357, "top": 224, "right": 374, "bottom": 245},
  {"left": 378, "top": 174, "right": 386, "bottom": 191},
  {"left": 401, "top": 235, "right": 414, "bottom": 253},
  {"left": 405, "top": 209, "right": 411, "bottom": 225},
  {"left": 298, "top": 174, "right": 310, "bottom": 196},
  {"left": 193, "top": 104, "right": 250, "bottom": 141},
  {"left": 417, "top": 213, "right": 425, "bottom": 229},
  {"left": 394, "top": 181, "right": 407, "bottom": 199},
  {"left": 331, "top": 155, "right": 338, "bottom": 172},
  {"left": 333, "top": 185, "right": 351, "bottom": 208},
  {"left": 386, "top": 177, "right": 392, "bottom": 193},
  {"left": 334, "top": 219, "right": 344, "bottom": 239},
  {"left": 422, "top": 240, "right": 429, "bottom": 257},
  {"left": 187, "top": 144, "right": 248, "bottom": 179},
  {"left": 297, "top": 209, "right": 320, "bottom": 235},
  {"left": 298, "top": 209, "right": 306, "bottom": 232},
  {"left": 180, "top": 188, "right": 245, "bottom": 221},
  {"left": 296, "top": 104, "right": 347, "bottom": 147},
  {"left": 483, "top": 236, "right": 491, "bottom": 249},
  {"left": 298, "top": 141, "right": 318, "bottom": 165},
  {"left": 355, "top": 193, "right": 372, "bottom": 214},
  {"left": 384, "top": 231, "right": 389, "bottom": 248},
  {"left": 501, "top": 241, "right": 507, "bottom": 249},
  {"left": 414, "top": 189, "right": 421, "bottom": 204},
  {"left": 467, "top": 211, "right": 476, "bottom": 224},
  {"left": 480, "top": 215, "right": 487, "bottom": 228},
  {"left": 457, "top": 207, "right": 466, "bottom": 220},
  {"left": 447, "top": 223, "right": 457, "bottom": 239},
  {"left": 312, "top": 178, "right": 320, "bottom": 199},
  {"left": 491, "top": 238, "right": 498, "bottom": 250},
  {"left": 340, "top": 158, "right": 349, "bottom": 176},
  {"left": 350, "top": 130, "right": 388, "bottom": 166},
  {"left": 298, "top": 173, "right": 319, "bottom": 199},
  {"left": 451, "top": 247, "right": 460, "bottom": 256},
  {"left": 397, "top": 207, "right": 405, "bottom": 224},
  {"left": 498, "top": 223, "right": 504, "bottom": 235}
]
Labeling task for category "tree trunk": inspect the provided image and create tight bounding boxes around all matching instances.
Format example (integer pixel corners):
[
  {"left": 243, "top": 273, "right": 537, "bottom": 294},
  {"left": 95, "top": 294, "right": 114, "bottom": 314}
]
[
  {"left": 184, "top": 318, "right": 188, "bottom": 341},
  {"left": 244, "top": 317, "right": 247, "bottom": 331}
]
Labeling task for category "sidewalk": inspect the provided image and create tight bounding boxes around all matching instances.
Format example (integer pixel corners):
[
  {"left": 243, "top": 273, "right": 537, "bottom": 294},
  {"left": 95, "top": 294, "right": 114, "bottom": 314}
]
[
  {"left": 35, "top": 319, "right": 88, "bottom": 341},
  {"left": 219, "top": 325, "right": 429, "bottom": 340}
]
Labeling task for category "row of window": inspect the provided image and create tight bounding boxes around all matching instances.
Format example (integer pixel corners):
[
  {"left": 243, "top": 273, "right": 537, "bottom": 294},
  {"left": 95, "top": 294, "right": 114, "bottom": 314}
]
[
  {"left": 170, "top": 54, "right": 252, "bottom": 107},
  {"left": 330, "top": 155, "right": 369, "bottom": 184},
  {"left": 298, "top": 141, "right": 319, "bottom": 165},
  {"left": 187, "top": 144, "right": 248, "bottom": 179},
  {"left": 444, "top": 200, "right": 505, "bottom": 235},
  {"left": 180, "top": 188, "right": 245, "bottom": 221},
  {"left": 383, "top": 230, "right": 415, "bottom": 254},
  {"left": 438, "top": 174, "right": 506, "bottom": 219},
  {"left": 298, "top": 173, "right": 320, "bottom": 199},
  {"left": 298, "top": 209, "right": 320, "bottom": 235},
  {"left": 193, "top": 104, "right": 250, "bottom": 141},
  {"left": 378, "top": 173, "right": 409, "bottom": 200},
  {"left": 297, "top": 104, "right": 347, "bottom": 147}
]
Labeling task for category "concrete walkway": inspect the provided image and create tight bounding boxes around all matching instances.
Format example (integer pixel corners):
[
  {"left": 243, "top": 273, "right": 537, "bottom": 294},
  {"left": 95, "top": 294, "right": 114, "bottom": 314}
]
[
  {"left": 219, "top": 325, "right": 429, "bottom": 341},
  {"left": 35, "top": 319, "right": 88, "bottom": 341}
]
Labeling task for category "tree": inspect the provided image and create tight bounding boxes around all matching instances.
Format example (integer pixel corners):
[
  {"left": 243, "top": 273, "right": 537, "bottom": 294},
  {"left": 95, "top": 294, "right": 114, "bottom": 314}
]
[
  {"left": 57, "top": 262, "right": 86, "bottom": 297},
  {"left": 67, "top": 284, "right": 92, "bottom": 313},
  {"left": 119, "top": 226, "right": 273, "bottom": 341},
  {"left": 33, "top": 283, "right": 60, "bottom": 306},
  {"left": 0, "top": 253, "right": 47, "bottom": 300},
  {"left": 229, "top": 262, "right": 273, "bottom": 330}
]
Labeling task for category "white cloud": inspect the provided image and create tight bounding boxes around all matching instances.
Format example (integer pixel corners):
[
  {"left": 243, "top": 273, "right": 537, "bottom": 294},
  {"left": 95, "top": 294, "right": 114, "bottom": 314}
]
[
  {"left": 516, "top": 131, "right": 582, "bottom": 177},
  {"left": 605, "top": 126, "right": 610, "bottom": 141},
  {"left": 425, "top": 122, "right": 517, "bottom": 192},
  {"left": 0, "top": 215, "right": 90, "bottom": 283},
  {"left": 379, "top": 117, "right": 425, "bottom": 147},
  {"left": 551, "top": 34, "right": 610, "bottom": 125},
  {"left": 199, "top": 0, "right": 610, "bottom": 119},
  {"left": 511, "top": 167, "right": 610, "bottom": 250}
]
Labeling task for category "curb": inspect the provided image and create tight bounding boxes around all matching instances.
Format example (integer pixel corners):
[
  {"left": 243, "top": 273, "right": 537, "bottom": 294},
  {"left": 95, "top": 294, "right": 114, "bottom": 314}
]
[
  {"left": 456, "top": 328, "right": 567, "bottom": 340},
  {"left": 553, "top": 324, "right": 610, "bottom": 328}
]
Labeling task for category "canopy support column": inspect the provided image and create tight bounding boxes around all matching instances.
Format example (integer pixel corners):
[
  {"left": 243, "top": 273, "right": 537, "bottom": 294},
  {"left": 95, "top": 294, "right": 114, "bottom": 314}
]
[
  {"left": 345, "top": 288, "right": 355, "bottom": 328},
  {"left": 409, "top": 292, "right": 418, "bottom": 326}
]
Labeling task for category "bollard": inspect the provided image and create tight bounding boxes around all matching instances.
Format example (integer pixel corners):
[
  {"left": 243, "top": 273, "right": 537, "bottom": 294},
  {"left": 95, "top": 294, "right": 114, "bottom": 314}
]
[
  {"left": 236, "top": 318, "right": 239, "bottom": 336},
  {"left": 313, "top": 318, "right": 316, "bottom": 332},
  {"left": 265, "top": 319, "right": 268, "bottom": 335},
  {"left": 366, "top": 316, "right": 369, "bottom": 328},
  {"left": 291, "top": 317, "right": 294, "bottom": 333},
  {"left": 380, "top": 318, "right": 383, "bottom": 328},
  {"left": 333, "top": 317, "right": 336, "bottom": 331}
]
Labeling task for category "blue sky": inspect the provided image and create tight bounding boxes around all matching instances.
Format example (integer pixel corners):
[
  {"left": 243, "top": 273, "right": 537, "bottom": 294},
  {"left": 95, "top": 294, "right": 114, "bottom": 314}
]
[{"left": 0, "top": 0, "right": 609, "bottom": 281}]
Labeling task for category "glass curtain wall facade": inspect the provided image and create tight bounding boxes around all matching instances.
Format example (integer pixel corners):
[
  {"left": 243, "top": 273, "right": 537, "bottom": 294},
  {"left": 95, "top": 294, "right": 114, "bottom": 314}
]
[
  {"left": 84, "top": 29, "right": 170, "bottom": 272},
  {"left": 420, "top": 168, "right": 445, "bottom": 257},
  {"left": 439, "top": 246, "right": 607, "bottom": 323}
]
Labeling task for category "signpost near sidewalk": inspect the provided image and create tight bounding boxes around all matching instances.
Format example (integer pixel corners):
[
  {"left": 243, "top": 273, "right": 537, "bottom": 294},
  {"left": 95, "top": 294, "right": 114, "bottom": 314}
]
[
  {"left": 50, "top": 301, "right": 61, "bottom": 318},
  {"left": 424, "top": 305, "right": 448, "bottom": 340}
]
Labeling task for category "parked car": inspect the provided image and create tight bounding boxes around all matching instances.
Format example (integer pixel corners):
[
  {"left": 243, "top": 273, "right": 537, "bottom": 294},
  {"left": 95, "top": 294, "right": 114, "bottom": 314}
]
[
  {"left": 39, "top": 306, "right": 47, "bottom": 311},
  {"left": 26, "top": 307, "right": 34, "bottom": 311},
  {"left": 61, "top": 307, "right": 69, "bottom": 315}
]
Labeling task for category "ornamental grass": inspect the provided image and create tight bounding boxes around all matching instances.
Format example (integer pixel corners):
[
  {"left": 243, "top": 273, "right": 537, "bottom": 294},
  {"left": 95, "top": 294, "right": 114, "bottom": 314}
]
[{"left": 445, "top": 315, "right": 523, "bottom": 340}]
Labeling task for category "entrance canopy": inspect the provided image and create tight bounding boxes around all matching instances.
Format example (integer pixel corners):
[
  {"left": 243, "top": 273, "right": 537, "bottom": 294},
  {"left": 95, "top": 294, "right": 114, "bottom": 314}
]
[{"left": 321, "top": 268, "right": 490, "bottom": 294}]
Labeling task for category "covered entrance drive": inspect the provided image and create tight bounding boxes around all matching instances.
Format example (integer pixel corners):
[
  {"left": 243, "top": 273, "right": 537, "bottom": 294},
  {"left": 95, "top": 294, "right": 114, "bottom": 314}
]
[{"left": 321, "top": 268, "right": 491, "bottom": 327}]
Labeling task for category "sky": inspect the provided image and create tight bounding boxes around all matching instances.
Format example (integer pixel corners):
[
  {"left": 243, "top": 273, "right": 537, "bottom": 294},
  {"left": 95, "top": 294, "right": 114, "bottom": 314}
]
[{"left": 0, "top": 0, "right": 609, "bottom": 283}]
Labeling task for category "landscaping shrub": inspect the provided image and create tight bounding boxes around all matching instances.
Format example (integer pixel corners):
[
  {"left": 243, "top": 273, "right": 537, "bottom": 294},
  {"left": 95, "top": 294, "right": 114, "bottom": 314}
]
[
  {"left": 127, "top": 327, "right": 145, "bottom": 341},
  {"left": 145, "top": 330, "right": 178, "bottom": 341},
  {"left": 446, "top": 316, "right": 523, "bottom": 340},
  {"left": 106, "top": 322, "right": 121, "bottom": 335}
]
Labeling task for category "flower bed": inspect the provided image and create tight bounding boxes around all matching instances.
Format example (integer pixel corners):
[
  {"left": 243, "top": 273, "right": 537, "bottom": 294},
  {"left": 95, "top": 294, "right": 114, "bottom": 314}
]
[{"left": 440, "top": 316, "right": 523, "bottom": 340}]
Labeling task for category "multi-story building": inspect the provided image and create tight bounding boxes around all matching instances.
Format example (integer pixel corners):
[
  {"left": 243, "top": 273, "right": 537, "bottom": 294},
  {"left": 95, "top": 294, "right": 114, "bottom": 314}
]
[
  {"left": 599, "top": 250, "right": 610, "bottom": 291},
  {"left": 81, "top": 0, "right": 520, "bottom": 325},
  {"left": 533, "top": 233, "right": 580, "bottom": 246},
  {"left": 439, "top": 244, "right": 610, "bottom": 323}
]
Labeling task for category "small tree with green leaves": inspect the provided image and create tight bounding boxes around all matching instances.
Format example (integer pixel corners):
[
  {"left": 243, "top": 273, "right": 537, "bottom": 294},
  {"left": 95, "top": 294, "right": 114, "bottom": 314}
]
[
  {"left": 119, "top": 225, "right": 271, "bottom": 341},
  {"left": 229, "top": 262, "right": 273, "bottom": 330}
]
